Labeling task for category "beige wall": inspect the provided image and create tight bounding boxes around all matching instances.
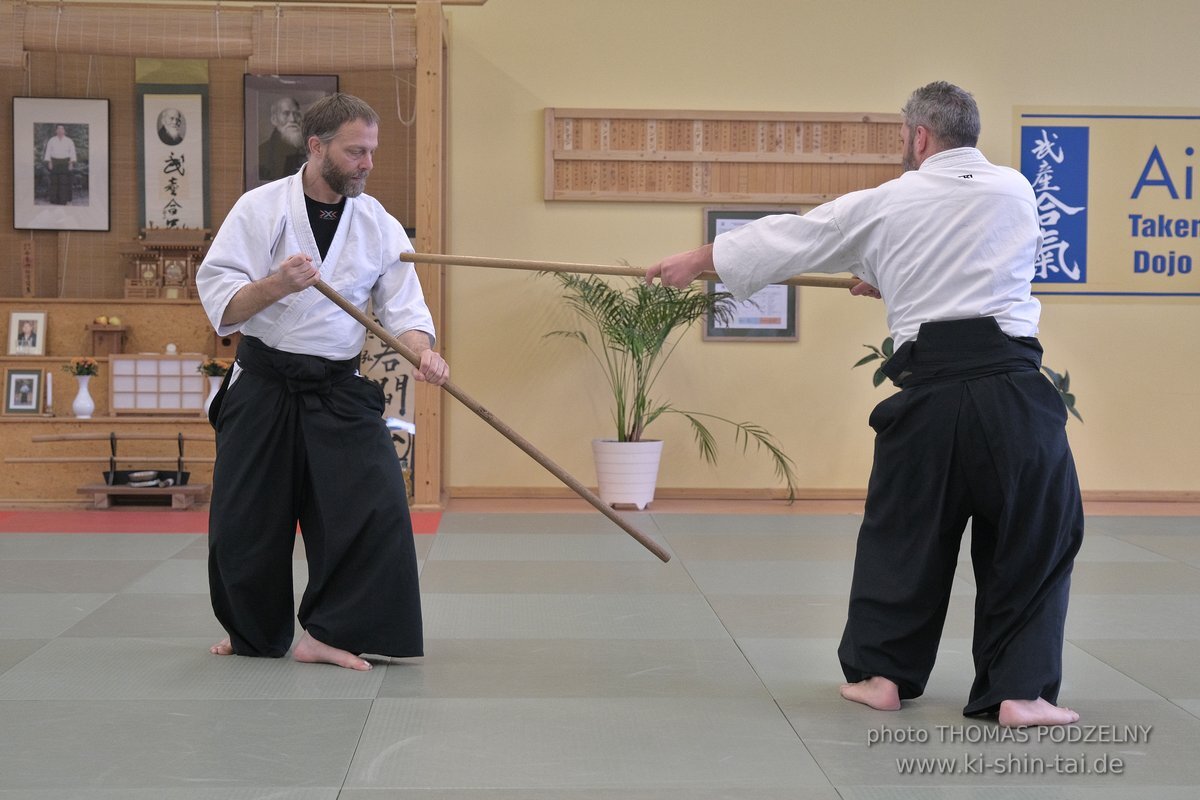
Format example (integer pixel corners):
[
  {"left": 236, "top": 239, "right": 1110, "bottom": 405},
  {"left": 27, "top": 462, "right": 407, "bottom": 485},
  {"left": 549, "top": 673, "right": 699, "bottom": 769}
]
[{"left": 438, "top": 0, "right": 1200, "bottom": 497}]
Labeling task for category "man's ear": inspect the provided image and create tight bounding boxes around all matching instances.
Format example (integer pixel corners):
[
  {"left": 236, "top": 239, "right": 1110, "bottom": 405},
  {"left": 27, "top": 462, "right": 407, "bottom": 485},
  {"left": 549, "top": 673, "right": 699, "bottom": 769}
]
[{"left": 913, "top": 125, "right": 930, "bottom": 156}]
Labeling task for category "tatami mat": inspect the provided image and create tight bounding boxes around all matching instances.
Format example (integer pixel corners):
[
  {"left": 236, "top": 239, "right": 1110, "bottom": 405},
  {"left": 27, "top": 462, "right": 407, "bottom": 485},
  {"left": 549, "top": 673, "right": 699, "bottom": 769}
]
[{"left": 0, "top": 506, "right": 1197, "bottom": 797}]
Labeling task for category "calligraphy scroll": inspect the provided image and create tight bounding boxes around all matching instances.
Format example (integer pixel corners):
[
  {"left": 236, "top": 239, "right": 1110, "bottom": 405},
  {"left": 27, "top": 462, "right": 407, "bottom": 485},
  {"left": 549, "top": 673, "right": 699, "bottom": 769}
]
[
  {"left": 137, "top": 86, "right": 209, "bottom": 230},
  {"left": 360, "top": 327, "right": 416, "bottom": 497}
]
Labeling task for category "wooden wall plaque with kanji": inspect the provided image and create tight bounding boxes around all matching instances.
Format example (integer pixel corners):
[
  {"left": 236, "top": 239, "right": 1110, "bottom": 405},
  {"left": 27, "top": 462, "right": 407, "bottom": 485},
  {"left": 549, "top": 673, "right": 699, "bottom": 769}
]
[{"left": 545, "top": 108, "right": 904, "bottom": 204}]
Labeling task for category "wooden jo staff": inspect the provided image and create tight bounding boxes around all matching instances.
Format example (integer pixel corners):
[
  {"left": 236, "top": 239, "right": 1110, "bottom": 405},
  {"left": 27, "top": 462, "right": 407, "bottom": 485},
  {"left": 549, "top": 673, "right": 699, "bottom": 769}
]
[
  {"left": 399, "top": 252, "right": 860, "bottom": 290},
  {"left": 313, "top": 280, "right": 672, "bottom": 564}
]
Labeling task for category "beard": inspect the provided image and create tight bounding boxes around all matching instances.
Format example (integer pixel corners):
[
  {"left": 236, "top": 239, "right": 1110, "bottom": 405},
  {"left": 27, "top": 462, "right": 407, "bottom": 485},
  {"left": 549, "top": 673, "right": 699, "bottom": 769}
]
[
  {"left": 901, "top": 135, "right": 918, "bottom": 172},
  {"left": 320, "top": 155, "right": 370, "bottom": 198},
  {"left": 279, "top": 123, "right": 304, "bottom": 149}
]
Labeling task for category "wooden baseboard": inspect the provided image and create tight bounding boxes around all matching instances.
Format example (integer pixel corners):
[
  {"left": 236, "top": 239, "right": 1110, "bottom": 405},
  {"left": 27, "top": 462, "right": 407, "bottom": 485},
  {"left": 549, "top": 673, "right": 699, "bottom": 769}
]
[{"left": 448, "top": 486, "right": 1200, "bottom": 504}]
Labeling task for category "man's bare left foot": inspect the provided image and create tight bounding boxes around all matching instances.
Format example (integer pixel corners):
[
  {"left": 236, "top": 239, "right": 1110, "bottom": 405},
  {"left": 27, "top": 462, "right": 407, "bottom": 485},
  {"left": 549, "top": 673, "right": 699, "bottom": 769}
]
[
  {"left": 840, "top": 676, "right": 902, "bottom": 710},
  {"left": 210, "top": 637, "right": 234, "bottom": 656},
  {"left": 292, "top": 630, "right": 372, "bottom": 671},
  {"left": 998, "top": 698, "right": 1078, "bottom": 727}
]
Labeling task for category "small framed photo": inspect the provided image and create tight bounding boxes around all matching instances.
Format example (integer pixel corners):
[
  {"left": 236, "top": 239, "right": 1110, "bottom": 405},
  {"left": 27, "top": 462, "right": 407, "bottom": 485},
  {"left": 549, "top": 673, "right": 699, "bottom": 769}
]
[
  {"left": 5, "top": 369, "right": 43, "bottom": 415},
  {"left": 702, "top": 208, "right": 805, "bottom": 341},
  {"left": 8, "top": 311, "right": 47, "bottom": 356},
  {"left": 12, "top": 97, "right": 110, "bottom": 231},
  {"left": 243, "top": 75, "right": 339, "bottom": 191}
]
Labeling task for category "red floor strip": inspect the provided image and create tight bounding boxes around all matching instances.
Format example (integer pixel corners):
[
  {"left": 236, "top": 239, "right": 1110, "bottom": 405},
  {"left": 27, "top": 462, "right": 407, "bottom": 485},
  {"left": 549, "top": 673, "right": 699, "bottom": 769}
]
[{"left": 0, "top": 509, "right": 442, "bottom": 534}]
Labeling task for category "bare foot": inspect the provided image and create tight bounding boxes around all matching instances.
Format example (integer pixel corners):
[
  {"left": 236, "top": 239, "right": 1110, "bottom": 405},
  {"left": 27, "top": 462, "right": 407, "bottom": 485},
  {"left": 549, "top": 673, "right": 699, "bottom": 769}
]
[
  {"left": 840, "top": 676, "right": 902, "bottom": 711},
  {"left": 998, "top": 697, "right": 1079, "bottom": 727},
  {"left": 292, "top": 630, "right": 372, "bottom": 671},
  {"left": 210, "top": 637, "right": 234, "bottom": 656}
]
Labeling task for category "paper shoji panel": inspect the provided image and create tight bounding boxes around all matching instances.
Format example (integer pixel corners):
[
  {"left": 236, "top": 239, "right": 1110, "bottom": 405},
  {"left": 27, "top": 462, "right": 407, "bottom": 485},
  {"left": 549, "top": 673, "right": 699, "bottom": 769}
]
[
  {"left": 110, "top": 355, "right": 205, "bottom": 415},
  {"left": 545, "top": 108, "right": 904, "bottom": 204}
]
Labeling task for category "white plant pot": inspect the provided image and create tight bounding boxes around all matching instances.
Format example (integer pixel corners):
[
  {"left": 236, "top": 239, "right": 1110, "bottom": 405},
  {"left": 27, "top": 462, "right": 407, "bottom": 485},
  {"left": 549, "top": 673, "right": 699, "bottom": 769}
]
[{"left": 591, "top": 439, "right": 664, "bottom": 510}]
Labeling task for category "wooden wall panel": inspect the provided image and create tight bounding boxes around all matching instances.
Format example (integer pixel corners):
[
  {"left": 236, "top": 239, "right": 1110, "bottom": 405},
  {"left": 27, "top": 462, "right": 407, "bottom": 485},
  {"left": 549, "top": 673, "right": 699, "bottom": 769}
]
[
  {"left": 0, "top": 59, "right": 418, "bottom": 299},
  {"left": 545, "top": 108, "right": 904, "bottom": 204}
]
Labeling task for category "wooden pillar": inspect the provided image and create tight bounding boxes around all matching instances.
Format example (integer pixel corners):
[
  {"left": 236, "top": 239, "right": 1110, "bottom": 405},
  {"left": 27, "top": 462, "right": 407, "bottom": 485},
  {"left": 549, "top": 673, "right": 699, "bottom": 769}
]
[{"left": 413, "top": 0, "right": 447, "bottom": 508}]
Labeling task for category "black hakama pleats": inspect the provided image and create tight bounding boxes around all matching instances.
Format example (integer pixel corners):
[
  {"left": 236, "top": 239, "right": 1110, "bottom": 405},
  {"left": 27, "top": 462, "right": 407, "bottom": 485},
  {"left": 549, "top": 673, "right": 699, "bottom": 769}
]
[
  {"left": 48, "top": 158, "right": 72, "bottom": 205},
  {"left": 207, "top": 336, "right": 422, "bottom": 659},
  {"left": 837, "top": 317, "right": 1084, "bottom": 717}
]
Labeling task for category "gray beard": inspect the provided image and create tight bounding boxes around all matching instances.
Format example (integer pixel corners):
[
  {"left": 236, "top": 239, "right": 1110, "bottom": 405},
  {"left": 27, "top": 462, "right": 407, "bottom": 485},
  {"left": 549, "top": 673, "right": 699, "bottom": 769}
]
[{"left": 902, "top": 139, "right": 918, "bottom": 172}]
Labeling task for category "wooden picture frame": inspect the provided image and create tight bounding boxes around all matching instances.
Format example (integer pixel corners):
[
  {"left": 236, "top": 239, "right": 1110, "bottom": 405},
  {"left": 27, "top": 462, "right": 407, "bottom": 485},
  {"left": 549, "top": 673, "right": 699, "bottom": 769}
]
[
  {"left": 138, "top": 85, "right": 209, "bottom": 229},
  {"left": 702, "top": 208, "right": 804, "bottom": 341},
  {"left": 243, "top": 74, "right": 338, "bottom": 191},
  {"left": 12, "top": 97, "right": 111, "bottom": 231},
  {"left": 7, "top": 310, "right": 47, "bottom": 356},
  {"left": 4, "top": 369, "right": 43, "bottom": 415}
]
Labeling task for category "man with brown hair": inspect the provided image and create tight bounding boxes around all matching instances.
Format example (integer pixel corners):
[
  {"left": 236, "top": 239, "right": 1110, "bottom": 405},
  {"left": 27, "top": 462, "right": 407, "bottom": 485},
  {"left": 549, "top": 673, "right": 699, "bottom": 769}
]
[{"left": 197, "top": 93, "right": 448, "bottom": 670}]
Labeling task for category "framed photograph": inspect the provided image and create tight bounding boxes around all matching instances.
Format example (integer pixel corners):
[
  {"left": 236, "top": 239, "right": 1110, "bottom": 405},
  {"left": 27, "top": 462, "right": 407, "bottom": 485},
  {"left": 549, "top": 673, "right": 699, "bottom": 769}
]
[
  {"left": 243, "top": 75, "right": 338, "bottom": 191},
  {"left": 12, "top": 97, "right": 110, "bottom": 231},
  {"left": 4, "top": 369, "right": 43, "bottom": 415},
  {"left": 702, "top": 208, "right": 804, "bottom": 341},
  {"left": 138, "top": 84, "right": 209, "bottom": 229},
  {"left": 7, "top": 311, "right": 47, "bottom": 356}
]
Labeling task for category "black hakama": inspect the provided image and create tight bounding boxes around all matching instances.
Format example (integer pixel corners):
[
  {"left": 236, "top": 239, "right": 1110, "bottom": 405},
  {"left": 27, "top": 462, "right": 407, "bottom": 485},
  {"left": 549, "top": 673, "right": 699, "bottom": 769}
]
[
  {"left": 837, "top": 317, "right": 1083, "bottom": 716},
  {"left": 48, "top": 158, "right": 72, "bottom": 205},
  {"left": 207, "top": 336, "right": 422, "bottom": 659}
]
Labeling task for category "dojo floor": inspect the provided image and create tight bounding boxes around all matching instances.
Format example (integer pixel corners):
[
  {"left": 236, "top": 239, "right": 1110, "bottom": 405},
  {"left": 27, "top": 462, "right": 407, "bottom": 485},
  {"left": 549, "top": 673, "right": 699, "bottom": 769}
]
[{"left": 1, "top": 500, "right": 1199, "bottom": 799}]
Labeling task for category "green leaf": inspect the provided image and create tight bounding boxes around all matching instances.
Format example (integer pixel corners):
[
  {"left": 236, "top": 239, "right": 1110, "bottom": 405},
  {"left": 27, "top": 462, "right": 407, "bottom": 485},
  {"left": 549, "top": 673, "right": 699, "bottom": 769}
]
[
  {"left": 1042, "top": 365, "right": 1083, "bottom": 423},
  {"left": 853, "top": 353, "right": 881, "bottom": 368}
]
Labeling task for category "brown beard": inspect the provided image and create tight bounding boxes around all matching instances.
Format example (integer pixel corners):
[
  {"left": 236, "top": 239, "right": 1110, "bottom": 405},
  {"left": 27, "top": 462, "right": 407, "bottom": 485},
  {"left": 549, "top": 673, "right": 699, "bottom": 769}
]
[{"left": 320, "top": 156, "right": 369, "bottom": 198}]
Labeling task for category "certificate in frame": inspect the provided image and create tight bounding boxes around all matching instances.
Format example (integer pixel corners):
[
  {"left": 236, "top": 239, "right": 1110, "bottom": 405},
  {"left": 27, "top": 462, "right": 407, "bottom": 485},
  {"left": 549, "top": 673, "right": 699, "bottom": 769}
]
[{"left": 702, "top": 208, "right": 803, "bottom": 341}]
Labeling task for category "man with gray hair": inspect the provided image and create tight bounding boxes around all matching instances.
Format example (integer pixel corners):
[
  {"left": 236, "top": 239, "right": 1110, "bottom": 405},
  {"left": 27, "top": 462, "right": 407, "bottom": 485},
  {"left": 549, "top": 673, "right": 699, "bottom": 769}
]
[
  {"left": 197, "top": 93, "right": 448, "bottom": 671},
  {"left": 647, "top": 81, "right": 1083, "bottom": 727}
]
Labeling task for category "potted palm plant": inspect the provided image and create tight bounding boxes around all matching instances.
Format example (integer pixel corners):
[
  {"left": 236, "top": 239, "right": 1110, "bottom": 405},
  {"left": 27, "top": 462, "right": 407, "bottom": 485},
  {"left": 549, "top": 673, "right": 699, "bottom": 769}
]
[{"left": 546, "top": 272, "right": 798, "bottom": 508}]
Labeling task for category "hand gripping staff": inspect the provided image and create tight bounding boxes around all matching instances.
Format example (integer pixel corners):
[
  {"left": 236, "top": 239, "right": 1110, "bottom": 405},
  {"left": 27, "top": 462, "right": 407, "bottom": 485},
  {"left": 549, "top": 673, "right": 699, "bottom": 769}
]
[{"left": 312, "top": 279, "right": 672, "bottom": 563}]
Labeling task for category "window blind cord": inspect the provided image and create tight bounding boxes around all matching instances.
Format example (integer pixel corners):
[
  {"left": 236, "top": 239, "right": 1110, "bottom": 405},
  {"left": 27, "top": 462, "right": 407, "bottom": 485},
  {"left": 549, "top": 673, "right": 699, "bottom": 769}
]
[{"left": 390, "top": 8, "right": 415, "bottom": 127}]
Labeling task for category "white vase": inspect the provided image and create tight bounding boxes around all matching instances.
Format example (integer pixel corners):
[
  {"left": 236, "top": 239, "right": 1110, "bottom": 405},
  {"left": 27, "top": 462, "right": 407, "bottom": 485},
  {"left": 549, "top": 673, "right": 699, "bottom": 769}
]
[
  {"left": 204, "top": 375, "right": 223, "bottom": 416},
  {"left": 72, "top": 374, "right": 95, "bottom": 419},
  {"left": 591, "top": 439, "right": 664, "bottom": 510}
]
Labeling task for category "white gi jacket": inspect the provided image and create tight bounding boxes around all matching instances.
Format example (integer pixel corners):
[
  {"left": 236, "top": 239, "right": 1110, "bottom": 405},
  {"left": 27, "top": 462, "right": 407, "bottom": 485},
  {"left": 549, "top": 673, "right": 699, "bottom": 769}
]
[
  {"left": 712, "top": 147, "right": 1042, "bottom": 347},
  {"left": 43, "top": 136, "right": 77, "bottom": 161},
  {"left": 197, "top": 165, "right": 435, "bottom": 361}
]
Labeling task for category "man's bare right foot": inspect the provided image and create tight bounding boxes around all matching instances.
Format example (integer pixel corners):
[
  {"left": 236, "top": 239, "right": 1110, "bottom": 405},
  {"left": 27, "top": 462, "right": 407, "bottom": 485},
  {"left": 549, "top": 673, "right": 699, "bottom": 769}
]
[
  {"left": 210, "top": 637, "right": 234, "bottom": 656},
  {"left": 998, "top": 698, "right": 1079, "bottom": 727},
  {"left": 840, "top": 676, "right": 902, "bottom": 711},
  {"left": 292, "top": 630, "right": 372, "bottom": 671}
]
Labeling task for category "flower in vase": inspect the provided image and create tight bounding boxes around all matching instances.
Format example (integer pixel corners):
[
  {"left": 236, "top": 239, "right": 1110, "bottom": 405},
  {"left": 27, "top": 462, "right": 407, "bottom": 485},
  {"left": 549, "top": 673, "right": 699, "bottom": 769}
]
[
  {"left": 62, "top": 357, "right": 100, "bottom": 376},
  {"left": 198, "top": 358, "right": 232, "bottom": 377}
]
